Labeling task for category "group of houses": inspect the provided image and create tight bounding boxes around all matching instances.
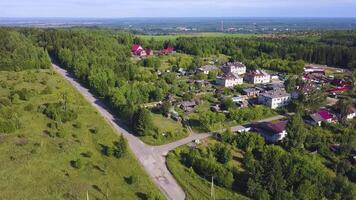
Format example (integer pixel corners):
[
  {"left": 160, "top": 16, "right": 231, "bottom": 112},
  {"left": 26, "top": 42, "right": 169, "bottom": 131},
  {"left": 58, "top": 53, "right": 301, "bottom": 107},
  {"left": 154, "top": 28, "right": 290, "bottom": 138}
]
[
  {"left": 307, "top": 106, "right": 356, "bottom": 126},
  {"left": 212, "top": 62, "right": 272, "bottom": 88},
  {"left": 303, "top": 64, "right": 352, "bottom": 96},
  {"left": 196, "top": 61, "right": 293, "bottom": 110},
  {"left": 131, "top": 44, "right": 175, "bottom": 57}
]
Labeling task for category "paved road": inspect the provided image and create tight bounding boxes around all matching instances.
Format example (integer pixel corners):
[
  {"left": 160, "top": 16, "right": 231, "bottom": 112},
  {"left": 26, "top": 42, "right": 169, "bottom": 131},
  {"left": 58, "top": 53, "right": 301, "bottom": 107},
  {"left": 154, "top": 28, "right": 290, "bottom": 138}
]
[
  {"left": 52, "top": 63, "right": 289, "bottom": 200},
  {"left": 52, "top": 63, "right": 189, "bottom": 200}
]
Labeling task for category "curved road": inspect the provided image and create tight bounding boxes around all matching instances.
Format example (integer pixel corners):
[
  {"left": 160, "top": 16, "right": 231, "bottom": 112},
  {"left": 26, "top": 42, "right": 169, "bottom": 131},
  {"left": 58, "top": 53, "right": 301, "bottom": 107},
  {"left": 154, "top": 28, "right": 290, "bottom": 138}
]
[
  {"left": 52, "top": 63, "right": 212, "bottom": 200},
  {"left": 52, "top": 63, "right": 287, "bottom": 200}
]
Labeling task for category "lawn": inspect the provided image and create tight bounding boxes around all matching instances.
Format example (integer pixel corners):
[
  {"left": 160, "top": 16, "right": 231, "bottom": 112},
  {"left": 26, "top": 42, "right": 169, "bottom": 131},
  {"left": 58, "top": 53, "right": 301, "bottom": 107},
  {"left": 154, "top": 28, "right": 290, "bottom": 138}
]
[
  {"left": 140, "top": 113, "right": 189, "bottom": 145},
  {"left": 0, "top": 69, "right": 164, "bottom": 200},
  {"left": 166, "top": 145, "right": 249, "bottom": 200}
]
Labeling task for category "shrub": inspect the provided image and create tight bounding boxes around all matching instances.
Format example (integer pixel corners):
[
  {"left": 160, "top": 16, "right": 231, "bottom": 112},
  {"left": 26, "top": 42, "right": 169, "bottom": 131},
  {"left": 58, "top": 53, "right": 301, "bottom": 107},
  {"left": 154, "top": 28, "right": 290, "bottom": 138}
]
[
  {"left": 81, "top": 151, "right": 93, "bottom": 158},
  {"left": 43, "top": 102, "right": 78, "bottom": 123},
  {"left": 72, "top": 121, "right": 82, "bottom": 129},
  {"left": 70, "top": 159, "right": 82, "bottom": 169}
]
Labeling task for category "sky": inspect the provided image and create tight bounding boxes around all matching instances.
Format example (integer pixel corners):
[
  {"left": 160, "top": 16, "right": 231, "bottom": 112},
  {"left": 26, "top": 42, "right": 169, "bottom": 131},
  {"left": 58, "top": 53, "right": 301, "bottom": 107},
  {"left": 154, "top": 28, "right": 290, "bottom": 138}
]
[{"left": 1, "top": 0, "right": 356, "bottom": 18}]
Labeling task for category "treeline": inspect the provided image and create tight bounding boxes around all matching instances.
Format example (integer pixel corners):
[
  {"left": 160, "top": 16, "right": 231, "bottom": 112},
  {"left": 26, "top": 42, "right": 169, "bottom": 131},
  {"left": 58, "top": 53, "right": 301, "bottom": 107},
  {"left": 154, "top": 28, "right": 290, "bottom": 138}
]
[
  {"left": 139, "top": 31, "right": 356, "bottom": 72},
  {"left": 0, "top": 28, "right": 50, "bottom": 71},
  {"left": 175, "top": 36, "right": 355, "bottom": 69},
  {"left": 27, "top": 29, "right": 172, "bottom": 136}
]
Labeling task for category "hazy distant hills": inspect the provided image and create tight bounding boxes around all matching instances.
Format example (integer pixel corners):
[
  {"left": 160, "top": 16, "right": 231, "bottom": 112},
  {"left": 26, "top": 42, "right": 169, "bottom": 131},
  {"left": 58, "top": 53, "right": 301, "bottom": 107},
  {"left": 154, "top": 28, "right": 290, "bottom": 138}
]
[{"left": 1, "top": 17, "right": 356, "bottom": 34}]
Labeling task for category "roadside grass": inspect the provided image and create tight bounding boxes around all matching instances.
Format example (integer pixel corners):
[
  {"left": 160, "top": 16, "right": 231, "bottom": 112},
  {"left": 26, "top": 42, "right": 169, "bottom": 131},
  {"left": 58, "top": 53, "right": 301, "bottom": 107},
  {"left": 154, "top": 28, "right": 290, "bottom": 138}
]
[
  {"left": 166, "top": 145, "right": 249, "bottom": 200},
  {"left": 140, "top": 113, "right": 189, "bottom": 145},
  {"left": 0, "top": 70, "right": 164, "bottom": 200}
]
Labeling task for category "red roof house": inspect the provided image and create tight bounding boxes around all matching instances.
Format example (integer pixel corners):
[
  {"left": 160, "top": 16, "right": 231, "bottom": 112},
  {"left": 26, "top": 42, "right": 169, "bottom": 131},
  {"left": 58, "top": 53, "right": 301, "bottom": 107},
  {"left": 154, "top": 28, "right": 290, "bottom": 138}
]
[
  {"left": 160, "top": 47, "right": 175, "bottom": 55},
  {"left": 132, "top": 44, "right": 143, "bottom": 53}
]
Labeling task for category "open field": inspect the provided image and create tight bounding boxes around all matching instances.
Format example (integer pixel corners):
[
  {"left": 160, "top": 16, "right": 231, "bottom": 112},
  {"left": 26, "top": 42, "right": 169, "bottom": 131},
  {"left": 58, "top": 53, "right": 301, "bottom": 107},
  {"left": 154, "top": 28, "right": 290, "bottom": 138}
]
[
  {"left": 140, "top": 113, "right": 189, "bottom": 145},
  {"left": 0, "top": 69, "right": 164, "bottom": 200},
  {"left": 138, "top": 32, "right": 263, "bottom": 41}
]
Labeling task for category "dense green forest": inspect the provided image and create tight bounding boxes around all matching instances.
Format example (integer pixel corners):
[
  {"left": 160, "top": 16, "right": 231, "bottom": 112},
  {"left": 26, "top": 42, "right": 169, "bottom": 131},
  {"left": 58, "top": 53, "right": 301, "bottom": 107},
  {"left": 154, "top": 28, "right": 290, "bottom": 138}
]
[
  {"left": 137, "top": 31, "right": 356, "bottom": 73},
  {"left": 0, "top": 29, "right": 50, "bottom": 71}
]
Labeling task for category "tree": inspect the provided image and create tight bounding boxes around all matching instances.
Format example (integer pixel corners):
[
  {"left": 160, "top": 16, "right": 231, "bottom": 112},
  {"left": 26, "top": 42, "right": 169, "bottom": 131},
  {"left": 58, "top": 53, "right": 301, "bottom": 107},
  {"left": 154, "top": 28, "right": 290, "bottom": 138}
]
[
  {"left": 132, "top": 108, "right": 155, "bottom": 136},
  {"left": 283, "top": 114, "right": 307, "bottom": 150},
  {"left": 113, "top": 135, "right": 127, "bottom": 158},
  {"left": 198, "top": 110, "right": 225, "bottom": 130},
  {"left": 213, "top": 143, "right": 232, "bottom": 164}
]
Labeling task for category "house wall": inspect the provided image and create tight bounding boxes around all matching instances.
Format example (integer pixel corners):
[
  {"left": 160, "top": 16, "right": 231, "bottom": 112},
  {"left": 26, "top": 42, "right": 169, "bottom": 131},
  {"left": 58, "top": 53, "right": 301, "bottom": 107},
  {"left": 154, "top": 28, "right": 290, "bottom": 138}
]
[{"left": 259, "top": 95, "right": 291, "bottom": 109}]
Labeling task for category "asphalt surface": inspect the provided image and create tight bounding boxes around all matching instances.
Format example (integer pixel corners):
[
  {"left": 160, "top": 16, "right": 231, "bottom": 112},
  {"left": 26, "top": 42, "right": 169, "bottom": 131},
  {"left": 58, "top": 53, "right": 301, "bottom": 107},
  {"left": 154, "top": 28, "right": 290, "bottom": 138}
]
[
  {"left": 52, "top": 63, "right": 209, "bottom": 200},
  {"left": 52, "top": 63, "right": 288, "bottom": 200}
]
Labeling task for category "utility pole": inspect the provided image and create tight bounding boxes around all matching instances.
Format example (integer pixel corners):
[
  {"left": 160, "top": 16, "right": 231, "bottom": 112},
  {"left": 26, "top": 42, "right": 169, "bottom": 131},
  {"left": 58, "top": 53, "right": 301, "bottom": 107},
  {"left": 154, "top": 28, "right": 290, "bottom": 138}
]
[{"left": 211, "top": 176, "right": 215, "bottom": 200}]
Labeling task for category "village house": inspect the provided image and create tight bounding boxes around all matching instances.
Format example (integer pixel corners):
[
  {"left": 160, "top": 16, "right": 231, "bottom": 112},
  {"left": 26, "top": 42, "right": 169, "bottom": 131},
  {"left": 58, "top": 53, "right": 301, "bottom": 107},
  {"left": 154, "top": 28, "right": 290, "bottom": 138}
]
[
  {"left": 253, "top": 120, "right": 288, "bottom": 143},
  {"left": 160, "top": 47, "right": 175, "bottom": 55},
  {"left": 344, "top": 106, "right": 356, "bottom": 120},
  {"left": 145, "top": 48, "right": 154, "bottom": 56},
  {"left": 178, "top": 101, "right": 197, "bottom": 113},
  {"left": 197, "top": 65, "right": 218, "bottom": 74},
  {"left": 307, "top": 109, "right": 336, "bottom": 126},
  {"left": 242, "top": 88, "right": 260, "bottom": 97},
  {"left": 244, "top": 70, "right": 271, "bottom": 84},
  {"left": 258, "top": 89, "right": 291, "bottom": 109},
  {"left": 222, "top": 61, "right": 247, "bottom": 75},
  {"left": 216, "top": 72, "right": 243, "bottom": 87},
  {"left": 304, "top": 64, "right": 326, "bottom": 75},
  {"left": 131, "top": 44, "right": 146, "bottom": 56}
]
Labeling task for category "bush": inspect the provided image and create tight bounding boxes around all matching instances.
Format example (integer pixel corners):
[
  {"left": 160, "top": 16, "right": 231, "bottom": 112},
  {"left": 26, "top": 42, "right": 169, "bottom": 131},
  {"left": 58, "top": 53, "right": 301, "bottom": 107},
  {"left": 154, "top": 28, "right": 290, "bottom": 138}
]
[
  {"left": 72, "top": 121, "right": 82, "bottom": 129},
  {"left": 43, "top": 102, "right": 78, "bottom": 123},
  {"left": 70, "top": 159, "right": 82, "bottom": 169}
]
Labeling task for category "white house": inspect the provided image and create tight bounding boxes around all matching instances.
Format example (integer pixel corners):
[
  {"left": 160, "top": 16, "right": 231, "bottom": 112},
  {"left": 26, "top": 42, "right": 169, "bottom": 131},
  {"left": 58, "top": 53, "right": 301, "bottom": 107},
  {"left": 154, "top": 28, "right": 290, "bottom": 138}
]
[
  {"left": 254, "top": 120, "right": 288, "bottom": 143},
  {"left": 258, "top": 89, "right": 291, "bottom": 109},
  {"left": 244, "top": 70, "right": 271, "bottom": 84},
  {"left": 222, "top": 62, "right": 247, "bottom": 75},
  {"left": 216, "top": 72, "right": 243, "bottom": 87},
  {"left": 345, "top": 106, "right": 356, "bottom": 120},
  {"left": 197, "top": 65, "right": 218, "bottom": 74}
]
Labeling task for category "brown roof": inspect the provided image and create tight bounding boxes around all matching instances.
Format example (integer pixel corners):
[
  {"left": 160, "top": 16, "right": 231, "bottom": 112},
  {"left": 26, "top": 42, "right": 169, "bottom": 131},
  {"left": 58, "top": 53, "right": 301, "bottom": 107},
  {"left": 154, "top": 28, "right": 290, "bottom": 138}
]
[
  {"left": 258, "top": 120, "right": 288, "bottom": 135},
  {"left": 220, "top": 72, "right": 238, "bottom": 80}
]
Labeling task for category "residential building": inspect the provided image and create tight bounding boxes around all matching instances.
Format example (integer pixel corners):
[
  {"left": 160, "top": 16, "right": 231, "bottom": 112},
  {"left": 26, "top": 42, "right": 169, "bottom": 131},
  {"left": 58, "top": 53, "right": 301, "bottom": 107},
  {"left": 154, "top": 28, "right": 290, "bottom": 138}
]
[
  {"left": 222, "top": 61, "right": 247, "bottom": 75},
  {"left": 131, "top": 44, "right": 148, "bottom": 57},
  {"left": 254, "top": 120, "right": 288, "bottom": 143},
  {"left": 216, "top": 72, "right": 243, "bottom": 87},
  {"left": 258, "top": 89, "right": 291, "bottom": 109},
  {"left": 307, "top": 109, "right": 336, "bottom": 126},
  {"left": 179, "top": 101, "right": 197, "bottom": 113},
  {"left": 197, "top": 65, "right": 218, "bottom": 74},
  {"left": 145, "top": 48, "right": 154, "bottom": 56},
  {"left": 244, "top": 70, "right": 271, "bottom": 84},
  {"left": 160, "top": 47, "right": 175, "bottom": 55},
  {"left": 242, "top": 88, "right": 260, "bottom": 97},
  {"left": 344, "top": 106, "right": 356, "bottom": 120}
]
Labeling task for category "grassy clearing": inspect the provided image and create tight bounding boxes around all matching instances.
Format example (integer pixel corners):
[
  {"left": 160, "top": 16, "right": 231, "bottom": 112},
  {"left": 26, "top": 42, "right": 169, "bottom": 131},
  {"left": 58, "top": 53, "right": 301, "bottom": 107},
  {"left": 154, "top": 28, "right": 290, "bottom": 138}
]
[
  {"left": 0, "top": 70, "right": 164, "bottom": 200},
  {"left": 167, "top": 145, "right": 249, "bottom": 200},
  {"left": 137, "top": 32, "right": 262, "bottom": 41},
  {"left": 140, "top": 113, "right": 189, "bottom": 145}
]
